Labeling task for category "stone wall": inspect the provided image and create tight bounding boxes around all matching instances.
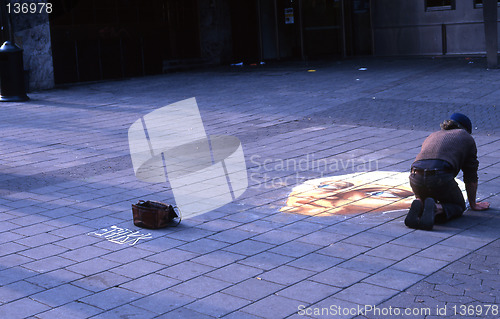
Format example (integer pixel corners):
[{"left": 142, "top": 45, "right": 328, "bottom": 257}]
[{"left": 7, "top": 0, "right": 54, "bottom": 91}]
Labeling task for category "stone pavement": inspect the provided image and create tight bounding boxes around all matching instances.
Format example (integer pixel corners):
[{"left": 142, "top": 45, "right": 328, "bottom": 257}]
[{"left": 0, "top": 57, "right": 499, "bottom": 318}]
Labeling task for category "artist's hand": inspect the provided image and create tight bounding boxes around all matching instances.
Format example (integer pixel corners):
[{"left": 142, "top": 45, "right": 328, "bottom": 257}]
[{"left": 470, "top": 201, "right": 490, "bottom": 211}]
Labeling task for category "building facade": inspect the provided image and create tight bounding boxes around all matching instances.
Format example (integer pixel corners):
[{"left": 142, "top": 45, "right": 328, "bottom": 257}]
[
  {"left": 373, "top": 0, "right": 499, "bottom": 56},
  {"left": 1, "top": 0, "right": 498, "bottom": 91}
]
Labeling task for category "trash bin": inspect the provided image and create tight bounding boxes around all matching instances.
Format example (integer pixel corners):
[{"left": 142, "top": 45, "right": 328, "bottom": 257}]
[{"left": 0, "top": 41, "right": 29, "bottom": 102}]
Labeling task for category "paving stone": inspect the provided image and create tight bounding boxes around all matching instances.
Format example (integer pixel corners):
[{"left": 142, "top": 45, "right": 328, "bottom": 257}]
[
  {"left": 100, "top": 246, "right": 155, "bottom": 264},
  {"left": 133, "top": 237, "right": 187, "bottom": 253},
  {"left": 38, "top": 207, "right": 82, "bottom": 219},
  {"left": 268, "top": 240, "right": 322, "bottom": 258},
  {"left": 391, "top": 256, "right": 450, "bottom": 276},
  {"left": 310, "top": 267, "right": 369, "bottom": 288},
  {"left": 14, "top": 233, "right": 62, "bottom": 248},
  {"left": 89, "top": 304, "right": 157, "bottom": 319},
  {"left": 195, "top": 219, "right": 243, "bottom": 233},
  {"left": 207, "top": 228, "right": 254, "bottom": 244},
  {"left": 178, "top": 238, "right": 230, "bottom": 254},
  {"left": 109, "top": 259, "right": 165, "bottom": 278},
  {"left": 184, "top": 292, "right": 251, "bottom": 317},
  {"left": 22, "top": 255, "right": 75, "bottom": 273},
  {"left": 190, "top": 250, "right": 246, "bottom": 268},
  {"left": 223, "top": 239, "right": 275, "bottom": 256},
  {"left": 317, "top": 242, "right": 370, "bottom": 259},
  {"left": 131, "top": 289, "right": 195, "bottom": 314},
  {"left": 73, "top": 271, "right": 131, "bottom": 292},
  {"left": 169, "top": 275, "right": 232, "bottom": 298},
  {"left": 279, "top": 220, "right": 327, "bottom": 235},
  {"left": 119, "top": 273, "right": 181, "bottom": 295},
  {"left": 157, "top": 307, "right": 218, "bottom": 319},
  {"left": 65, "top": 257, "right": 121, "bottom": 276},
  {"left": 222, "top": 277, "right": 285, "bottom": 301},
  {"left": 263, "top": 210, "right": 308, "bottom": 225},
  {"left": 368, "top": 222, "right": 413, "bottom": 238},
  {"left": 240, "top": 294, "right": 304, "bottom": 319},
  {"left": 390, "top": 231, "right": 444, "bottom": 249},
  {"left": 238, "top": 251, "right": 294, "bottom": 271},
  {"left": 0, "top": 242, "right": 29, "bottom": 257},
  {"left": 324, "top": 221, "right": 371, "bottom": 236},
  {"left": 334, "top": 282, "right": 399, "bottom": 305},
  {"left": 252, "top": 229, "right": 302, "bottom": 245},
  {"left": 222, "top": 310, "right": 266, "bottom": 319},
  {"left": 340, "top": 232, "right": 394, "bottom": 249},
  {"left": 25, "top": 268, "right": 84, "bottom": 289},
  {"left": 163, "top": 227, "right": 216, "bottom": 243},
  {"left": 277, "top": 280, "right": 340, "bottom": 303},
  {"left": 288, "top": 252, "right": 344, "bottom": 272},
  {"left": 0, "top": 231, "right": 25, "bottom": 245},
  {"left": 18, "top": 243, "right": 68, "bottom": 260},
  {"left": 363, "top": 268, "right": 425, "bottom": 291},
  {"left": 30, "top": 283, "right": 92, "bottom": 307},
  {"left": 144, "top": 248, "right": 199, "bottom": 266},
  {"left": 58, "top": 245, "right": 110, "bottom": 262},
  {"left": 337, "top": 254, "right": 395, "bottom": 274},
  {"left": 463, "top": 290, "right": 497, "bottom": 303},
  {"left": 158, "top": 261, "right": 215, "bottom": 281},
  {"left": 0, "top": 297, "right": 51, "bottom": 318},
  {"left": 11, "top": 222, "right": 57, "bottom": 235},
  {"left": 416, "top": 244, "right": 471, "bottom": 262},
  {"left": 35, "top": 301, "right": 102, "bottom": 319},
  {"left": 223, "top": 211, "right": 266, "bottom": 224},
  {"left": 206, "top": 262, "right": 263, "bottom": 284},
  {"left": 434, "top": 284, "right": 466, "bottom": 296},
  {"left": 365, "top": 243, "right": 420, "bottom": 261},
  {"left": 259, "top": 265, "right": 316, "bottom": 286},
  {"left": 53, "top": 234, "right": 102, "bottom": 250},
  {"left": 79, "top": 287, "right": 144, "bottom": 310},
  {"left": 0, "top": 280, "right": 45, "bottom": 303}
]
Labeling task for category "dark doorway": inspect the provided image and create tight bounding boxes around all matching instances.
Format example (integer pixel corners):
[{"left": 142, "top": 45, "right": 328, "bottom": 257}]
[
  {"left": 302, "top": 0, "right": 343, "bottom": 57},
  {"left": 49, "top": 0, "right": 201, "bottom": 84},
  {"left": 229, "top": 0, "right": 261, "bottom": 64},
  {"left": 275, "top": 0, "right": 302, "bottom": 59},
  {"left": 257, "top": 0, "right": 372, "bottom": 61},
  {"left": 343, "top": 0, "right": 372, "bottom": 56}
]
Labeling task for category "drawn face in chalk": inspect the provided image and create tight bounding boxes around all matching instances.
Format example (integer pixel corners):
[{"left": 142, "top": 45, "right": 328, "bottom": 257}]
[{"left": 280, "top": 172, "right": 415, "bottom": 216}]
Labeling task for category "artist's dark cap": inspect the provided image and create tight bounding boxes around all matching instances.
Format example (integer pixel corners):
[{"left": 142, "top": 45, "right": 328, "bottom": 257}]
[{"left": 450, "top": 113, "right": 472, "bottom": 134}]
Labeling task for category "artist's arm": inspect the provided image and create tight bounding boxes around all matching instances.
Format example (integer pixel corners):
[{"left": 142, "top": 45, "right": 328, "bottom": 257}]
[
  {"left": 465, "top": 182, "right": 490, "bottom": 211},
  {"left": 464, "top": 140, "right": 489, "bottom": 211}
]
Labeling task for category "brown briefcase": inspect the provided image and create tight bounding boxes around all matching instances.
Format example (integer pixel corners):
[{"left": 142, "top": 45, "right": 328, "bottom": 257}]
[{"left": 132, "top": 200, "right": 181, "bottom": 229}]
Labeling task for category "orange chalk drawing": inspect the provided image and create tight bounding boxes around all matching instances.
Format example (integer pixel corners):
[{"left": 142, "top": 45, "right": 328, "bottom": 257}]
[{"left": 281, "top": 172, "right": 413, "bottom": 216}]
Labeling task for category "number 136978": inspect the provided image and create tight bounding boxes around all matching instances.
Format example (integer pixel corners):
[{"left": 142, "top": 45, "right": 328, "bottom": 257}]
[{"left": 6, "top": 2, "right": 53, "bottom": 14}]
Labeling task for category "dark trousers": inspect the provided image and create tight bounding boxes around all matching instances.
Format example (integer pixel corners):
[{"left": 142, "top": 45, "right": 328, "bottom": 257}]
[{"left": 409, "top": 172, "right": 466, "bottom": 223}]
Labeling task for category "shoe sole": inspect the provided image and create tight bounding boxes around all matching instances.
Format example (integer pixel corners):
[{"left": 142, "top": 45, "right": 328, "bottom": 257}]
[
  {"left": 405, "top": 199, "right": 421, "bottom": 229},
  {"left": 420, "top": 198, "right": 435, "bottom": 231}
]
